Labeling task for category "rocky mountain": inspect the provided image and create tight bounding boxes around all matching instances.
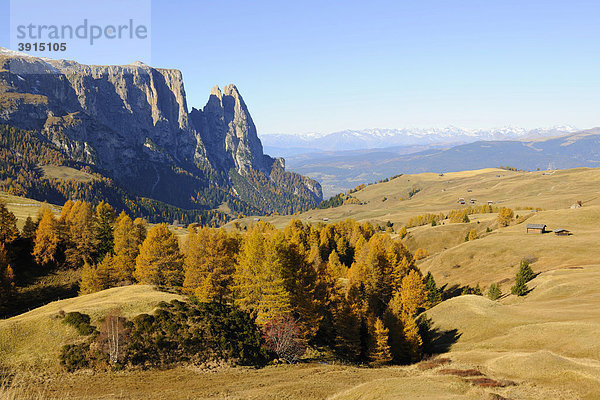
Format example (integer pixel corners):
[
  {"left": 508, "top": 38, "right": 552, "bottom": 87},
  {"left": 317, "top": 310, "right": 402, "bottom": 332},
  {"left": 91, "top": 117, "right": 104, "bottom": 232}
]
[
  {"left": 0, "top": 48, "right": 322, "bottom": 217},
  {"left": 261, "top": 126, "right": 579, "bottom": 157}
]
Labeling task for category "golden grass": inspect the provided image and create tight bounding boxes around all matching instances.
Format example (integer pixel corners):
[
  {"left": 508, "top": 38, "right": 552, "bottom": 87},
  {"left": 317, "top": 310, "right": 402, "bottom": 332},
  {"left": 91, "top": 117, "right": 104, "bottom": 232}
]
[
  {"left": 0, "top": 285, "right": 181, "bottom": 371},
  {"left": 228, "top": 167, "right": 600, "bottom": 230},
  {"left": 0, "top": 192, "right": 61, "bottom": 228},
  {"left": 40, "top": 165, "right": 94, "bottom": 183}
]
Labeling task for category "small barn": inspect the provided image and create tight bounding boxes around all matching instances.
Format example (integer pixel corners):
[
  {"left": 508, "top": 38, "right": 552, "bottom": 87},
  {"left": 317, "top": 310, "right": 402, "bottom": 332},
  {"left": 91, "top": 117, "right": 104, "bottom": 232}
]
[
  {"left": 526, "top": 224, "right": 546, "bottom": 234},
  {"left": 553, "top": 229, "right": 571, "bottom": 236}
]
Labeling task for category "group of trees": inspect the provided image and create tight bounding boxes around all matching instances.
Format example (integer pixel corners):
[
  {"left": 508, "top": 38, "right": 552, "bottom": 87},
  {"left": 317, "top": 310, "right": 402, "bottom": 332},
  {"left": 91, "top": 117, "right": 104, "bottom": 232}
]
[{"left": 75, "top": 212, "right": 439, "bottom": 365}]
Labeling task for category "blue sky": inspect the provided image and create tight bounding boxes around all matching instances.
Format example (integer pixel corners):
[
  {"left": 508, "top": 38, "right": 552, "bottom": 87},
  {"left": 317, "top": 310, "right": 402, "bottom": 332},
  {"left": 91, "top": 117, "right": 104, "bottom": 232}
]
[{"left": 1, "top": 0, "right": 599, "bottom": 134}]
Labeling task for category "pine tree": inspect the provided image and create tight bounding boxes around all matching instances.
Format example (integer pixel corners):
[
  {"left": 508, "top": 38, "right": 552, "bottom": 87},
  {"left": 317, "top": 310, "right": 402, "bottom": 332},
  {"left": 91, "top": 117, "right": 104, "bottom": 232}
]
[
  {"left": 424, "top": 272, "right": 442, "bottom": 308},
  {"left": 183, "top": 227, "right": 238, "bottom": 303},
  {"left": 488, "top": 282, "right": 502, "bottom": 300},
  {"left": 400, "top": 270, "right": 426, "bottom": 317},
  {"left": 33, "top": 207, "right": 59, "bottom": 266},
  {"left": 94, "top": 201, "right": 116, "bottom": 262},
  {"left": 518, "top": 259, "right": 535, "bottom": 282},
  {"left": 21, "top": 216, "right": 37, "bottom": 240},
  {"left": 511, "top": 260, "right": 534, "bottom": 296},
  {"left": 134, "top": 224, "right": 184, "bottom": 286},
  {"left": 0, "top": 243, "right": 15, "bottom": 298},
  {"left": 0, "top": 201, "right": 19, "bottom": 244},
  {"left": 370, "top": 317, "right": 392, "bottom": 366}
]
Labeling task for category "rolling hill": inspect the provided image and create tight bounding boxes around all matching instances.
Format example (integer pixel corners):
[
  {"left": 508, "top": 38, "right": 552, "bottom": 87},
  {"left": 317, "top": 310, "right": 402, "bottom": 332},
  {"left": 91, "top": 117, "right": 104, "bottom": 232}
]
[{"left": 283, "top": 128, "right": 600, "bottom": 197}]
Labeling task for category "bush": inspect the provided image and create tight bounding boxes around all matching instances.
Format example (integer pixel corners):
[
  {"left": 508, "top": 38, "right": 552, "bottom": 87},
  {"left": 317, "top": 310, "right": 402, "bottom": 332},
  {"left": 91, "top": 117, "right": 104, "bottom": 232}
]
[
  {"left": 59, "top": 343, "right": 89, "bottom": 371},
  {"left": 63, "top": 312, "right": 95, "bottom": 335},
  {"left": 262, "top": 314, "right": 306, "bottom": 364},
  {"left": 126, "top": 300, "right": 267, "bottom": 367}
]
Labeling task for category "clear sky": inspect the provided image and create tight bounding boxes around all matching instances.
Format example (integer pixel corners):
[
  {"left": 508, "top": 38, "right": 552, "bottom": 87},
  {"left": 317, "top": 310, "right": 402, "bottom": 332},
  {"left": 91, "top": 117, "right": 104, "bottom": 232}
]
[{"left": 1, "top": 0, "right": 599, "bottom": 134}]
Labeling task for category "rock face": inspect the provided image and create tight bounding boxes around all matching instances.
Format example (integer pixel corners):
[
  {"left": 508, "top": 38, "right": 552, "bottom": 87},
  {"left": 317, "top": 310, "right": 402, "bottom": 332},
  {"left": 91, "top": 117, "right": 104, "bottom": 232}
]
[
  {"left": 0, "top": 48, "right": 322, "bottom": 214},
  {"left": 190, "top": 84, "right": 271, "bottom": 175}
]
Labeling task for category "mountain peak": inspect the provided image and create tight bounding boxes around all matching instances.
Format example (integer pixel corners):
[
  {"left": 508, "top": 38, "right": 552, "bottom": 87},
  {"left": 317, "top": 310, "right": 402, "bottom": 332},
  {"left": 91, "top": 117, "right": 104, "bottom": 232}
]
[
  {"left": 223, "top": 84, "right": 241, "bottom": 97},
  {"left": 210, "top": 85, "right": 223, "bottom": 98}
]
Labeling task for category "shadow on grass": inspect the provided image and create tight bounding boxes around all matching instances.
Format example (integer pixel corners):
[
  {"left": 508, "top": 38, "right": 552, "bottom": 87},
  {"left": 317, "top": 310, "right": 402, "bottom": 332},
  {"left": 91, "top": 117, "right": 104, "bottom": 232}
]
[
  {"left": 418, "top": 316, "right": 462, "bottom": 355},
  {"left": 0, "top": 282, "right": 79, "bottom": 319}
]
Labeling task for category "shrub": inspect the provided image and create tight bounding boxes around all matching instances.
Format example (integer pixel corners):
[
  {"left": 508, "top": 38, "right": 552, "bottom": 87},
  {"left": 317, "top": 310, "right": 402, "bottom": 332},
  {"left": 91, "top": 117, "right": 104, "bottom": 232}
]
[
  {"left": 127, "top": 300, "right": 267, "bottom": 367},
  {"left": 63, "top": 312, "right": 95, "bottom": 335},
  {"left": 59, "top": 343, "right": 89, "bottom": 371},
  {"left": 262, "top": 314, "right": 306, "bottom": 364}
]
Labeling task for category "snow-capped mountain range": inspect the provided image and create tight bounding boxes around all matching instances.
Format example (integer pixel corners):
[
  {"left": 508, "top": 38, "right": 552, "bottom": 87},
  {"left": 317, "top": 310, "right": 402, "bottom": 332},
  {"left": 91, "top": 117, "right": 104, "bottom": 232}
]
[{"left": 260, "top": 126, "right": 579, "bottom": 154}]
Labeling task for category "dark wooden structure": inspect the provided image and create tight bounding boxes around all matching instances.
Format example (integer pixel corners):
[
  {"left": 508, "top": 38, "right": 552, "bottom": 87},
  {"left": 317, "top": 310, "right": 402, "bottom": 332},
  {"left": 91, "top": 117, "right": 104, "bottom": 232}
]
[
  {"left": 553, "top": 229, "right": 571, "bottom": 236},
  {"left": 526, "top": 224, "right": 546, "bottom": 234}
]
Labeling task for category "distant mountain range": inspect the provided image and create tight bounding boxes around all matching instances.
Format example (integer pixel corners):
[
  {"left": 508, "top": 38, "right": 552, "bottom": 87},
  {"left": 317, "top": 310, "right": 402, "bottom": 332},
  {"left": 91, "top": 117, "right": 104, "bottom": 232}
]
[
  {"left": 283, "top": 129, "right": 600, "bottom": 198},
  {"left": 261, "top": 126, "right": 579, "bottom": 156}
]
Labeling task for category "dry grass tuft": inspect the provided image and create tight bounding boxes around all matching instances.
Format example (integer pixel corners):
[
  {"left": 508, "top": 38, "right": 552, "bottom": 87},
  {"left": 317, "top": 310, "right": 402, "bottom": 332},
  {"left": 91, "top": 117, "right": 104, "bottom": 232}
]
[
  {"left": 438, "top": 368, "right": 483, "bottom": 377},
  {"left": 416, "top": 357, "right": 451, "bottom": 370}
]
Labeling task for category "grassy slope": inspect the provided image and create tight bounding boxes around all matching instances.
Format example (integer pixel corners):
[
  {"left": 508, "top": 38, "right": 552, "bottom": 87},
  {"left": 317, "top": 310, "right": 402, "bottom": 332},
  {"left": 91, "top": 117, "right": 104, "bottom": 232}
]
[
  {"left": 0, "top": 285, "right": 181, "bottom": 371},
  {"left": 3, "top": 167, "right": 600, "bottom": 398},
  {"left": 40, "top": 165, "right": 94, "bottom": 183},
  {"left": 0, "top": 192, "right": 61, "bottom": 229}
]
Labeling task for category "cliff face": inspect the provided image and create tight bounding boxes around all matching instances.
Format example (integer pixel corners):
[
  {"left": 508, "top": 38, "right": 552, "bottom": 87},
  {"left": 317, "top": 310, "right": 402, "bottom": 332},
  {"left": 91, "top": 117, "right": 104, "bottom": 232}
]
[
  {"left": 190, "top": 84, "right": 271, "bottom": 175},
  {"left": 0, "top": 48, "right": 322, "bottom": 214}
]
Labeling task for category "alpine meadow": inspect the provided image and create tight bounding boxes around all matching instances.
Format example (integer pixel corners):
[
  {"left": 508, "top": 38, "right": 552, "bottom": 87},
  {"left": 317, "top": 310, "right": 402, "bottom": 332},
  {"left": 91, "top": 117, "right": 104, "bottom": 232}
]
[{"left": 1, "top": 1, "right": 600, "bottom": 399}]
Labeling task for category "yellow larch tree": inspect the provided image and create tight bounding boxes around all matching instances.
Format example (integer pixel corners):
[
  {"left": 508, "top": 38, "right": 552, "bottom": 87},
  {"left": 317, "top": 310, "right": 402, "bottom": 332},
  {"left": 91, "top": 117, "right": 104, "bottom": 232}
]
[
  {"left": 33, "top": 207, "right": 59, "bottom": 266},
  {"left": 134, "top": 224, "right": 184, "bottom": 286}
]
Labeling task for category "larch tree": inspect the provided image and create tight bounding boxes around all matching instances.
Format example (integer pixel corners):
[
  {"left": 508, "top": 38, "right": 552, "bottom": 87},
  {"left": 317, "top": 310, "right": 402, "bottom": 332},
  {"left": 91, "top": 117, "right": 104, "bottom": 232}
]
[
  {"left": 370, "top": 317, "right": 392, "bottom": 366},
  {"left": 134, "top": 224, "right": 184, "bottom": 286},
  {"left": 79, "top": 261, "right": 102, "bottom": 295},
  {"left": 399, "top": 269, "right": 427, "bottom": 317},
  {"left": 112, "top": 212, "right": 146, "bottom": 283},
  {"left": 33, "top": 207, "right": 60, "bottom": 266},
  {"left": 183, "top": 227, "right": 238, "bottom": 303},
  {"left": 234, "top": 229, "right": 290, "bottom": 325},
  {"left": 401, "top": 311, "right": 423, "bottom": 363},
  {"left": 333, "top": 296, "right": 362, "bottom": 361},
  {"left": 64, "top": 201, "right": 97, "bottom": 267},
  {"left": 497, "top": 207, "right": 514, "bottom": 227},
  {"left": 466, "top": 229, "right": 478, "bottom": 241}
]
